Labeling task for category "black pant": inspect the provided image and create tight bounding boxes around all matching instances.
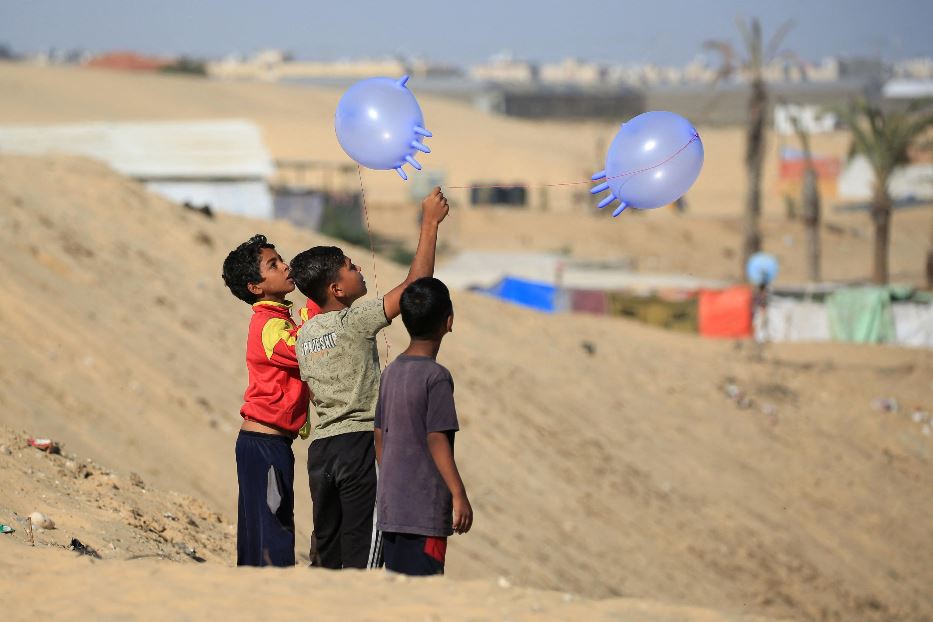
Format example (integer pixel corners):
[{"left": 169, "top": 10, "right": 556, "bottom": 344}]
[
  {"left": 235, "top": 431, "right": 295, "bottom": 567},
  {"left": 307, "top": 431, "right": 382, "bottom": 569}
]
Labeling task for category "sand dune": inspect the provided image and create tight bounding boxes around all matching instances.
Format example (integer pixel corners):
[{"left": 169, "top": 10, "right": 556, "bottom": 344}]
[
  {"left": 0, "top": 154, "right": 930, "bottom": 620},
  {"left": 0, "top": 63, "right": 931, "bottom": 621}
]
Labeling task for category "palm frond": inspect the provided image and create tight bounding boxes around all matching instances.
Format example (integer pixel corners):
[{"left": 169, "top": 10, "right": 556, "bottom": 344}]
[
  {"left": 735, "top": 16, "right": 762, "bottom": 71},
  {"left": 764, "top": 19, "right": 796, "bottom": 62},
  {"left": 702, "top": 40, "right": 736, "bottom": 83}
]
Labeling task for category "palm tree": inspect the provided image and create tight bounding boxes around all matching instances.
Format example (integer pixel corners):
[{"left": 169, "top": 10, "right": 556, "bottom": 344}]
[
  {"left": 705, "top": 18, "right": 795, "bottom": 276},
  {"left": 789, "top": 112, "right": 822, "bottom": 282},
  {"left": 835, "top": 99, "right": 933, "bottom": 284}
]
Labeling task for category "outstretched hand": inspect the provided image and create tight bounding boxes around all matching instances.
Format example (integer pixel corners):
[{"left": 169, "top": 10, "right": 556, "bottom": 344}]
[{"left": 422, "top": 186, "right": 449, "bottom": 226}]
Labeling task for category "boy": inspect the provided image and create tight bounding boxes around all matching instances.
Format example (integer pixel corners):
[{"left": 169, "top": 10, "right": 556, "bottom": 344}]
[
  {"left": 222, "top": 234, "right": 310, "bottom": 567},
  {"left": 291, "top": 187, "right": 449, "bottom": 569},
  {"left": 374, "top": 277, "right": 472, "bottom": 576}
]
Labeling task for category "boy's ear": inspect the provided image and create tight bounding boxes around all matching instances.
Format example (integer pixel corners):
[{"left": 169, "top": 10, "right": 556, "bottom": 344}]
[
  {"left": 446, "top": 313, "right": 454, "bottom": 334},
  {"left": 328, "top": 280, "right": 343, "bottom": 299},
  {"left": 247, "top": 281, "right": 264, "bottom": 297}
]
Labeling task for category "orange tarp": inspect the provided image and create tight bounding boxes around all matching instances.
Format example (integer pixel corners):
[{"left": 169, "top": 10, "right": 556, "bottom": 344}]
[{"left": 698, "top": 286, "right": 753, "bottom": 338}]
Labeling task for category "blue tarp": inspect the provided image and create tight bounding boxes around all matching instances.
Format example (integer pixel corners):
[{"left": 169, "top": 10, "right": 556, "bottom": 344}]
[{"left": 479, "top": 277, "right": 557, "bottom": 312}]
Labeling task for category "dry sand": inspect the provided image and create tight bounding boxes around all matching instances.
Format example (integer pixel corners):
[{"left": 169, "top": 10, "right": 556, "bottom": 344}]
[{"left": 0, "top": 64, "right": 931, "bottom": 621}]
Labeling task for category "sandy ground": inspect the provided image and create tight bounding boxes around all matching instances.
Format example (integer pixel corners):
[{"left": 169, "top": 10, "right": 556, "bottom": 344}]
[
  {"left": 0, "top": 538, "right": 780, "bottom": 622},
  {"left": 0, "top": 64, "right": 931, "bottom": 621}
]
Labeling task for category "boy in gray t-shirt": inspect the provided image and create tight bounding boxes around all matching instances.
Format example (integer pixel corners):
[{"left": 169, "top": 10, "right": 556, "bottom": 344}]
[
  {"left": 374, "top": 278, "right": 473, "bottom": 576},
  {"left": 290, "top": 187, "right": 449, "bottom": 569}
]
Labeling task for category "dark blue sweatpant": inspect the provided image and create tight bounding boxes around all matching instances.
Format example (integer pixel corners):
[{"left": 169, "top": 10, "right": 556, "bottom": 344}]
[{"left": 236, "top": 430, "right": 296, "bottom": 567}]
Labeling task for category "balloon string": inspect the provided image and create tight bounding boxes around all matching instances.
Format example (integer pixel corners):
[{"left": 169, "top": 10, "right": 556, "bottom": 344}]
[
  {"left": 356, "top": 164, "right": 390, "bottom": 368},
  {"left": 445, "top": 133, "right": 699, "bottom": 191}
]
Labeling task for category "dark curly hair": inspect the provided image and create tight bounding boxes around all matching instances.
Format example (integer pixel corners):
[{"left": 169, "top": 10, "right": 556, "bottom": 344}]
[
  {"left": 400, "top": 277, "right": 453, "bottom": 339},
  {"left": 222, "top": 234, "right": 275, "bottom": 304},
  {"left": 289, "top": 246, "right": 345, "bottom": 306}
]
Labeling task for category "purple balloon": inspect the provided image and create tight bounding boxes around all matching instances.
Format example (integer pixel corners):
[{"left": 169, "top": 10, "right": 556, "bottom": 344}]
[
  {"left": 591, "top": 111, "right": 704, "bottom": 216},
  {"left": 334, "top": 75, "right": 432, "bottom": 180}
]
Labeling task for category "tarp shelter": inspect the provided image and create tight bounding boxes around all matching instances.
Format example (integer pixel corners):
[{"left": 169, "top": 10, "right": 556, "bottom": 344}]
[
  {"left": 479, "top": 277, "right": 558, "bottom": 312},
  {"left": 892, "top": 304, "right": 933, "bottom": 348},
  {"left": 755, "top": 297, "right": 831, "bottom": 343},
  {"left": 569, "top": 289, "right": 609, "bottom": 315},
  {"left": 827, "top": 287, "right": 896, "bottom": 344},
  {"left": 606, "top": 293, "right": 698, "bottom": 333},
  {"left": 435, "top": 251, "right": 725, "bottom": 292},
  {"left": 0, "top": 120, "right": 275, "bottom": 218},
  {"left": 698, "top": 287, "right": 753, "bottom": 338}
]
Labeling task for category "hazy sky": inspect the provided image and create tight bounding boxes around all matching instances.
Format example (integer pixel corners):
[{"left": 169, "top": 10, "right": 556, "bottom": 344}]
[{"left": 2, "top": 0, "right": 931, "bottom": 65}]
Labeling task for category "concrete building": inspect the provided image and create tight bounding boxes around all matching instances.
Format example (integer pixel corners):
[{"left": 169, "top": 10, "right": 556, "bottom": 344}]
[
  {"left": 476, "top": 84, "right": 644, "bottom": 120},
  {"left": 540, "top": 58, "right": 606, "bottom": 86},
  {"left": 469, "top": 53, "right": 538, "bottom": 84}
]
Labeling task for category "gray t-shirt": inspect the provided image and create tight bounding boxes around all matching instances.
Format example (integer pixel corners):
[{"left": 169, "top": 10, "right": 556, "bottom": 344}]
[
  {"left": 375, "top": 355, "right": 459, "bottom": 537},
  {"left": 296, "top": 298, "right": 390, "bottom": 440}
]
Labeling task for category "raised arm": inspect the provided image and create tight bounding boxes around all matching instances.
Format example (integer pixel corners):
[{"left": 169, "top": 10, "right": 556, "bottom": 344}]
[{"left": 383, "top": 187, "right": 449, "bottom": 320}]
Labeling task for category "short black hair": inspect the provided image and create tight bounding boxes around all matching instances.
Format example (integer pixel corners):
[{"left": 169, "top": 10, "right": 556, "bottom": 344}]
[
  {"left": 400, "top": 277, "right": 453, "bottom": 339},
  {"left": 290, "top": 246, "right": 346, "bottom": 306},
  {"left": 221, "top": 234, "right": 274, "bottom": 304}
]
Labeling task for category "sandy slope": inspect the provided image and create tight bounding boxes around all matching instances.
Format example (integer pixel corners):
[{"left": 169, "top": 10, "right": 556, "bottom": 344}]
[{"left": 0, "top": 154, "right": 930, "bottom": 621}]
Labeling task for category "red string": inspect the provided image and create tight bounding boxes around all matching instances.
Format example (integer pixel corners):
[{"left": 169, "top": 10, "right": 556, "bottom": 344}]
[
  {"left": 445, "top": 133, "right": 699, "bottom": 191},
  {"left": 356, "top": 164, "right": 390, "bottom": 367}
]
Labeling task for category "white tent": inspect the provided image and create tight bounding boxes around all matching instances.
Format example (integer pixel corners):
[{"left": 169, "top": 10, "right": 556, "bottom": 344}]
[
  {"left": 837, "top": 155, "right": 933, "bottom": 202},
  {"left": 0, "top": 120, "right": 275, "bottom": 218}
]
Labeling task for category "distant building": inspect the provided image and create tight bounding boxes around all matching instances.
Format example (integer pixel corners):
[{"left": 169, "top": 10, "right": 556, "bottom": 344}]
[
  {"left": 469, "top": 53, "right": 538, "bottom": 84},
  {"left": 540, "top": 58, "right": 606, "bottom": 86},
  {"left": 85, "top": 51, "right": 170, "bottom": 72},
  {"left": 773, "top": 103, "right": 840, "bottom": 135},
  {"left": 894, "top": 57, "right": 933, "bottom": 80},
  {"left": 838, "top": 155, "right": 933, "bottom": 202},
  {"left": 0, "top": 120, "right": 275, "bottom": 218},
  {"left": 207, "top": 50, "right": 408, "bottom": 81},
  {"left": 476, "top": 84, "right": 644, "bottom": 120}
]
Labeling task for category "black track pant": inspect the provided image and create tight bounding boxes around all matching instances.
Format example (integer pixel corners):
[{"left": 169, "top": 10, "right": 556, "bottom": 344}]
[
  {"left": 236, "top": 431, "right": 295, "bottom": 567},
  {"left": 307, "top": 431, "right": 383, "bottom": 569}
]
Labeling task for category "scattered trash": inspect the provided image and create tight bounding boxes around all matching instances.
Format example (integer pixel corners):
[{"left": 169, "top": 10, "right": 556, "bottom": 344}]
[
  {"left": 922, "top": 425, "right": 931, "bottom": 437},
  {"left": 27, "top": 438, "right": 61, "bottom": 454},
  {"left": 497, "top": 576, "right": 511, "bottom": 589},
  {"left": 0, "top": 444, "right": 11, "bottom": 456},
  {"left": 70, "top": 538, "right": 101, "bottom": 559},
  {"left": 174, "top": 542, "right": 206, "bottom": 563},
  {"left": 724, "top": 380, "right": 741, "bottom": 399},
  {"left": 580, "top": 341, "right": 596, "bottom": 356},
  {"left": 722, "top": 378, "right": 755, "bottom": 410},
  {"left": 910, "top": 408, "right": 930, "bottom": 424},
  {"left": 0, "top": 524, "right": 14, "bottom": 534},
  {"left": 871, "top": 397, "right": 899, "bottom": 414},
  {"left": 29, "top": 511, "right": 55, "bottom": 530}
]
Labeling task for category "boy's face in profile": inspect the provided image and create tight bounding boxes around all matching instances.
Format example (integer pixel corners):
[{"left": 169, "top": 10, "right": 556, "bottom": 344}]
[
  {"left": 333, "top": 256, "right": 367, "bottom": 302},
  {"left": 249, "top": 247, "right": 295, "bottom": 301}
]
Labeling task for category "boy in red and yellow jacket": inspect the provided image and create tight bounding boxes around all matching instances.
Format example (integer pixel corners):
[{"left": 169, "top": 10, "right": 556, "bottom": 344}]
[{"left": 222, "top": 234, "right": 317, "bottom": 566}]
